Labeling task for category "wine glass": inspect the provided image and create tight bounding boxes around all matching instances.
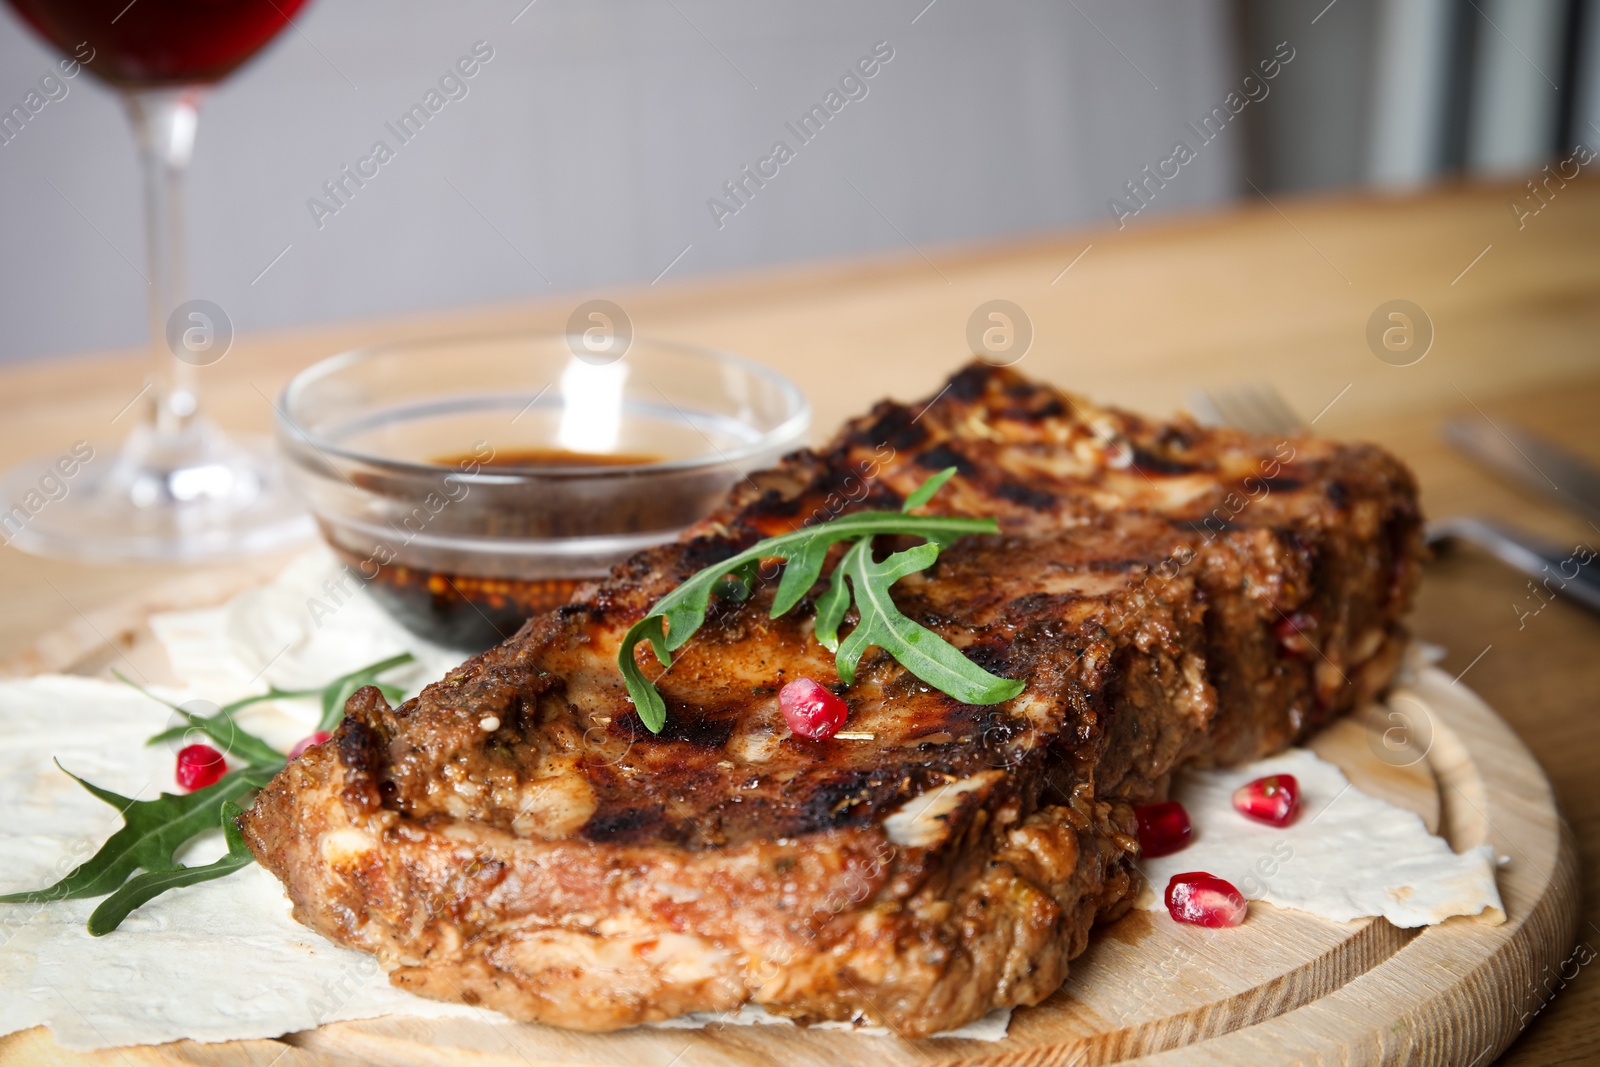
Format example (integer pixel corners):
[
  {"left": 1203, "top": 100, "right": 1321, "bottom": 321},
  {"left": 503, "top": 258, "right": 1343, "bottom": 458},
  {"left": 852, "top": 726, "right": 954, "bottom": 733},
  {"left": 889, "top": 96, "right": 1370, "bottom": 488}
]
[{"left": 0, "top": 0, "right": 316, "bottom": 560}]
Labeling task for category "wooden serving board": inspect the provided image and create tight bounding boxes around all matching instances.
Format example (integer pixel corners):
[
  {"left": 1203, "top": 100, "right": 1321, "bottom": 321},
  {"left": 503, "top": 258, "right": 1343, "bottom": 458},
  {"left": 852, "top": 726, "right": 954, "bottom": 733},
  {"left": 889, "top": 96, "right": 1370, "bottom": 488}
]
[{"left": 0, "top": 576, "right": 1579, "bottom": 1067}]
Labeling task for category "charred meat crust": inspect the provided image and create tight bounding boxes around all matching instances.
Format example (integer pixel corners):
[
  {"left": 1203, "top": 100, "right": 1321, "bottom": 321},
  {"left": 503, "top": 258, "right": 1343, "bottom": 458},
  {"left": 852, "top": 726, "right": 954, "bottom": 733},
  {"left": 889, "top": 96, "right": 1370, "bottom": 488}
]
[{"left": 241, "top": 362, "right": 1424, "bottom": 1037}]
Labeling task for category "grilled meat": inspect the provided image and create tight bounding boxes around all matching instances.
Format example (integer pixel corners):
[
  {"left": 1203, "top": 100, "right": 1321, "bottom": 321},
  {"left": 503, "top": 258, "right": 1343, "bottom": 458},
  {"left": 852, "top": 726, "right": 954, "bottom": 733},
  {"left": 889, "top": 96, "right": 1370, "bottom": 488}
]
[{"left": 241, "top": 363, "right": 1424, "bottom": 1036}]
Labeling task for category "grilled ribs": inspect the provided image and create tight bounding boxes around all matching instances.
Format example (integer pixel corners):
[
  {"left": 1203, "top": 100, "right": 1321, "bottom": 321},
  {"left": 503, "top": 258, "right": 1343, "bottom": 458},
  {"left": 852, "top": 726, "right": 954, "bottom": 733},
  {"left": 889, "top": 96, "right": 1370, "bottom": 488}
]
[{"left": 241, "top": 363, "right": 1424, "bottom": 1036}]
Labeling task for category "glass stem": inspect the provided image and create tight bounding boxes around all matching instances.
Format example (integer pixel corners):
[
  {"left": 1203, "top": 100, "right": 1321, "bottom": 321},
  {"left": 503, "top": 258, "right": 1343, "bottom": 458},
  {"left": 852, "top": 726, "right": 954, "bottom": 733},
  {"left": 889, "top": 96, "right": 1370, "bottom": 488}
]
[{"left": 123, "top": 87, "right": 206, "bottom": 439}]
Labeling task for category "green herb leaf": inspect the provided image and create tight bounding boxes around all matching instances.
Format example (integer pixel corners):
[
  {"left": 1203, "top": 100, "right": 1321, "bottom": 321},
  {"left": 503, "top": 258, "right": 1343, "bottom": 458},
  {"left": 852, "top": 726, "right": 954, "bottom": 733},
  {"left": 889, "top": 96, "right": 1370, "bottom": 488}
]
[
  {"left": 833, "top": 538, "right": 1025, "bottom": 703},
  {"left": 901, "top": 466, "right": 957, "bottom": 512},
  {"left": 616, "top": 470, "right": 1021, "bottom": 731},
  {"left": 711, "top": 565, "right": 757, "bottom": 602},
  {"left": 0, "top": 764, "right": 272, "bottom": 904},
  {"left": 5, "top": 656, "right": 420, "bottom": 935},
  {"left": 144, "top": 685, "right": 310, "bottom": 750},
  {"left": 812, "top": 563, "right": 852, "bottom": 653},
  {"left": 135, "top": 653, "right": 416, "bottom": 755},
  {"left": 619, "top": 615, "right": 671, "bottom": 732},
  {"left": 770, "top": 533, "right": 833, "bottom": 617},
  {"left": 87, "top": 802, "right": 254, "bottom": 936},
  {"left": 316, "top": 652, "right": 416, "bottom": 733},
  {"left": 121, "top": 675, "right": 287, "bottom": 771}
]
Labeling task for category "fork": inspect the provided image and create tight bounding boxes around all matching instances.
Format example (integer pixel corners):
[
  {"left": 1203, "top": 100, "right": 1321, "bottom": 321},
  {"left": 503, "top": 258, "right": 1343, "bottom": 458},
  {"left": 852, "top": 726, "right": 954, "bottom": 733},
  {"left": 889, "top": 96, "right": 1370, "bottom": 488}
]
[
  {"left": 1190, "top": 385, "right": 1306, "bottom": 436},
  {"left": 1194, "top": 384, "right": 1600, "bottom": 616}
]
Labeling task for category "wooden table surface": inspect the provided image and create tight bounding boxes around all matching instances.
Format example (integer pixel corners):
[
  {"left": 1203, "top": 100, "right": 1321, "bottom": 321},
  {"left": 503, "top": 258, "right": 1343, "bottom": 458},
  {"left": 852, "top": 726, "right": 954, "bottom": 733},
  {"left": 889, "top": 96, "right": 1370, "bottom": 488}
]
[{"left": 1, "top": 177, "right": 1597, "bottom": 1064}]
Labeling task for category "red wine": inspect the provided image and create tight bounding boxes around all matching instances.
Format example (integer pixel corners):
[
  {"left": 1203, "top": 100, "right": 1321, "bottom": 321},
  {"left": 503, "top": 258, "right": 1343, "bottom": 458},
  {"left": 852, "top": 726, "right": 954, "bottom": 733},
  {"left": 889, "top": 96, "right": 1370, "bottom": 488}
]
[{"left": 5, "top": 0, "right": 311, "bottom": 87}]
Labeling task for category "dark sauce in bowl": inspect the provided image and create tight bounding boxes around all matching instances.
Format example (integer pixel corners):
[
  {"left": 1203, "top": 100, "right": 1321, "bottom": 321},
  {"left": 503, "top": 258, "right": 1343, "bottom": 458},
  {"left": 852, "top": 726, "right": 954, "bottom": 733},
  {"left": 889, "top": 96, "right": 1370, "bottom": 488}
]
[
  {"left": 278, "top": 334, "right": 810, "bottom": 656},
  {"left": 348, "top": 448, "right": 667, "bottom": 651},
  {"left": 339, "top": 553, "right": 593, "bottom": 650}
]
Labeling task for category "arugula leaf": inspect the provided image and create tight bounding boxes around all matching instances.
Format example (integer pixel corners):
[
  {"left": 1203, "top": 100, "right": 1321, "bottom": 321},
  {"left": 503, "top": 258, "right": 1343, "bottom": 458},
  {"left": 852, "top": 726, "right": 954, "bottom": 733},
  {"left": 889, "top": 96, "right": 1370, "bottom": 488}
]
[
  {"left": 3, "top": 656, "right": 419, "bottom": 935},
  {"left": 144, "top": 685, "right": 315, "bottom": 748},
  {"left": 616, "top": 469, "right": 1022, "bottom": 732},
  {"left": 901, "top": 465, "right": 957, "bottom": 512},
  {"left": 316, "top": 653, "right": 414, "bottom": 732},
  {"left": 120, "top": 677, "right": 286, "bottom": 770},
  {"left": 0, "top": 764, "right": 272, "bottom": 904},
  {"left": 618, "top": 512, "right": 996, "bottom": 731},
  {"left": 87, "top": 802, "right": 254, "bottom": 936},
  {"left": 711, "top": 559, "right": 760, "bottom": 602},
  {"left": 812, "top": 562, "right": 852, "bottom": 653},
  {"left": 133, "top": 652, "right": 415, "bottom": 756},
  {"left": 833, "top": 538, "right": 1025, "bottom": 703},
  {"left": 770, "top": 529, "right": 836, "bottom": 617},
  {"left": 618, "top": 615, "right": 671, "bottom": 733}
]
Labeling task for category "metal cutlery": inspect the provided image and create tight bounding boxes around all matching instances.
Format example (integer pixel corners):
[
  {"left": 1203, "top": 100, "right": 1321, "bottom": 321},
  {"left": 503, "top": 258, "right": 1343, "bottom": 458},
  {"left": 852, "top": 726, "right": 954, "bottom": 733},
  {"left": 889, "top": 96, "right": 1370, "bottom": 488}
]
[
  {"left": 1189, "top": 385, "right": 1306, "bottom": 438},
  {"left": 1428, "top": 515, "right": 1600, "bottom": 615},
  {"left": 1443, "top": 418, "right": 1600, "bottom": 526}
]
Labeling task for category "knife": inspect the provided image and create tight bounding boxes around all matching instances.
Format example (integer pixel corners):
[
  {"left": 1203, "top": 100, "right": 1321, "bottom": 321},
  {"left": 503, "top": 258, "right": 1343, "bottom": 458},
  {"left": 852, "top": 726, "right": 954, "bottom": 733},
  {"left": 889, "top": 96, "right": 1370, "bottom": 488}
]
[
  {"left": 1427, "top": 516, "right": 1600, "bottom": 616},
  {"left": 1443, "top": 418, "right": 1600, "bottom": 525}
]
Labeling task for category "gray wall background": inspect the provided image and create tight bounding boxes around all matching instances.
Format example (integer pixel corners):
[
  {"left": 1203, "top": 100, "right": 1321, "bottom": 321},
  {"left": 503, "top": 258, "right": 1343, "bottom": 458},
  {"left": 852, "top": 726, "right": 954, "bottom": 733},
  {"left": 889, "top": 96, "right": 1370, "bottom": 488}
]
[
  {"left": 6, "top": 0, "right": 1595, "bottom": 366},
  {"left": 0, "top": 0, "right": 1241, "bottom": 364}
]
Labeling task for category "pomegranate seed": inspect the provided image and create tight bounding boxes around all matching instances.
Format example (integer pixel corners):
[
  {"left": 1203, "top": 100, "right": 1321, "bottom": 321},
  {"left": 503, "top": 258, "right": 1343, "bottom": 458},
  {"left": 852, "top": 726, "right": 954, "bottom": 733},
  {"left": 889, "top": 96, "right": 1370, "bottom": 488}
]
[
  {"left": 1233, "top": 773, "right": 1301, "bottom": 827},
  {"left": 1273, "top": 611, "right": 1317, "bottom": 658},
  {"left": 288, "top": 731, "right": 333, "bottom": 761},
  {"left": 175, "top": 744, "right": 226, "bottom": 792},
  {"left": 779, "top": 678, "right": 849, "bottom": 741},
  {"left": 1133, "top": 800, "right": 1192, "bottom": 857},
  {"left": 1165, "top": 872, "right": 1249, "bottom": 927}
]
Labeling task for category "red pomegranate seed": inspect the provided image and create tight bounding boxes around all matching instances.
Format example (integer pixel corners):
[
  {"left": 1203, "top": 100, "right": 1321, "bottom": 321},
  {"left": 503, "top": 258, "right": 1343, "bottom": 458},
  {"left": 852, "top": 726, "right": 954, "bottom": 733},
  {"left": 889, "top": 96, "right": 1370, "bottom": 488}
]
[
  {"left": 288, "top": 731, "right": 333, "bottom": 761},
  {"left": 1273, "top": 611, "right": 1317, "bottom": 658},
  {"left": 175, "top": 744, "right": 226, "bottom": 792},
  {"left": 1233, "top": 773, "right": 1301, "bottom": 827},
  {"left": 1165, "top": 872, "right": 1249, "bottom": 927},
  {"left": 779, "top": 677, "right": 850, "bottom": 740},
  {"left": 1133, "top": 800, "right": 1192, "bottom": 857}
]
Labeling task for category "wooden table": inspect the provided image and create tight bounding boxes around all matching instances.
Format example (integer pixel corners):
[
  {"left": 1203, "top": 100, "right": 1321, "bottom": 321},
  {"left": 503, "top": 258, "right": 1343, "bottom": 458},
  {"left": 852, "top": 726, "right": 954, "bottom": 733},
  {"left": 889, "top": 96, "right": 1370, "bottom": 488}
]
[{"left": 2, "top": 178, "right": 1597, "bottom": 1064}]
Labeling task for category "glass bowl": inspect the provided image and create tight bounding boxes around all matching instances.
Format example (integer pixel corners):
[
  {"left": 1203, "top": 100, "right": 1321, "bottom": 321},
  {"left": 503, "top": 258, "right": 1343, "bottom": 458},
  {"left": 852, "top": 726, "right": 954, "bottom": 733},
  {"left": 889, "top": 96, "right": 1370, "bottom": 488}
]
[{"left": 277, "top": 332, "right": 810, "bottom": 649}]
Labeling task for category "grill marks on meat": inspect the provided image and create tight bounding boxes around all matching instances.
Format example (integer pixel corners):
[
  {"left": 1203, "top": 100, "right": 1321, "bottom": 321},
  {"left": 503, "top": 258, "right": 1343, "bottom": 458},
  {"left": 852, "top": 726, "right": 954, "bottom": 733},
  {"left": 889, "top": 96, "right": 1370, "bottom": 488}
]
[{"left": 241, "top": 363, "right": 1423, "bottom": 1036}]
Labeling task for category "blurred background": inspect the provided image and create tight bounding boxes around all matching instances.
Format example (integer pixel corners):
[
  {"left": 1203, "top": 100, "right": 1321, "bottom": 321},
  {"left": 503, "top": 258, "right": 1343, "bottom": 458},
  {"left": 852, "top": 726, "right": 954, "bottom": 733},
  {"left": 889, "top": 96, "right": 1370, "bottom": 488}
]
[
  {"left": 2, "top": 10, "right": 1600, "bottom": 1062},
  {"left": 1, "top": 0, "right": 1598, "bottom": 364}
]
